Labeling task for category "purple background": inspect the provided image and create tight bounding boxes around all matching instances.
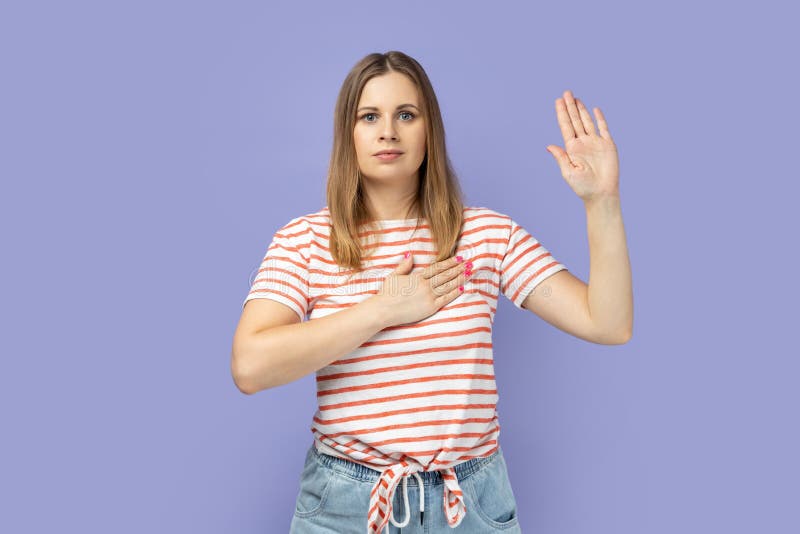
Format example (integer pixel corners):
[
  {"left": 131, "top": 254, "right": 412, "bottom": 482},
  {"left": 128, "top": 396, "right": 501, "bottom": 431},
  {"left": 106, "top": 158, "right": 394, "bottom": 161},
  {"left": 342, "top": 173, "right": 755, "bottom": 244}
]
[{"left": 2, "top": 1, "right": 797, "bottom": 533}]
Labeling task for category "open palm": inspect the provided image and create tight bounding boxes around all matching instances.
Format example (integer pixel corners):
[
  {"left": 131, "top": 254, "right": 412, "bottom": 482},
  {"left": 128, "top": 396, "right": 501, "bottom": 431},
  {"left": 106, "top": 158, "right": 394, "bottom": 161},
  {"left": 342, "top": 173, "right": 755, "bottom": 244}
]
[{"left": 545, "top": 90, "right": 620, "bottom": 202}]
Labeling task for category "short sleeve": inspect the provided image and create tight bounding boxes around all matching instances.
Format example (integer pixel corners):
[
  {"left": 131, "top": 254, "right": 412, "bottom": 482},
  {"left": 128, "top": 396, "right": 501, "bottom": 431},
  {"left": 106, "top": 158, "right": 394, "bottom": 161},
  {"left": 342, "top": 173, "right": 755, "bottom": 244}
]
[
  {"left": 499, "top": 217, "right": 568, "bottom": 309},
  {"left": 242, "top": 216, "right": 310, "bottom": 322}
]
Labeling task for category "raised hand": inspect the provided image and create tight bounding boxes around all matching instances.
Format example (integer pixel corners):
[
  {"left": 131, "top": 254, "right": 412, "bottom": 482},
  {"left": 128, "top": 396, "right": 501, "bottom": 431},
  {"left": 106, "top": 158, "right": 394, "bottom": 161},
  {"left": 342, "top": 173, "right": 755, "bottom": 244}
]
[{"left": 545, "top": 90, "right": 620, "bottom": 202}]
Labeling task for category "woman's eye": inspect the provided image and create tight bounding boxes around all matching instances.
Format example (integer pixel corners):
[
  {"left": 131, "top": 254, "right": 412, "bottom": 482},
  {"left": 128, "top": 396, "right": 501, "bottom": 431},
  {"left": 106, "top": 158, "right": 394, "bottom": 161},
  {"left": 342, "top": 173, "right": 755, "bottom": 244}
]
[{"left": 360, "top": 111, "right": 415, "bottom": 122}]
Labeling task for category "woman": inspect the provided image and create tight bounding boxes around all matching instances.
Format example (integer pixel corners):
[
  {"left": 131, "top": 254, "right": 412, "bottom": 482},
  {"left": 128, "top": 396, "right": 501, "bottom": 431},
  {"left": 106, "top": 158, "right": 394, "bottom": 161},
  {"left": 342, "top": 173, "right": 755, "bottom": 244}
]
[{"left": 231, "top": 50, "right": 632, "bottom": 533}]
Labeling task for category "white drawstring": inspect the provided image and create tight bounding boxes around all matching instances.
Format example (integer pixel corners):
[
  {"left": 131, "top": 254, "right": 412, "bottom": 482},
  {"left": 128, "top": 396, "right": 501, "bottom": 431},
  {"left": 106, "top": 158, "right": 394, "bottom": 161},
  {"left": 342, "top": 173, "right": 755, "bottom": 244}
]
[{"left": 384, "top": 471, "right": 425, "bottom": 532}]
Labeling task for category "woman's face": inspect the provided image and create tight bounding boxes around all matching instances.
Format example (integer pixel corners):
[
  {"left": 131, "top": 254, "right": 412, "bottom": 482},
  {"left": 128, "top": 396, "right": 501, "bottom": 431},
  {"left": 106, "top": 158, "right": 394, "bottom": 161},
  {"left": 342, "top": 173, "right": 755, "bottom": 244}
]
[{"left": 353, "top": 71, "right": 427, "bottom": 186}]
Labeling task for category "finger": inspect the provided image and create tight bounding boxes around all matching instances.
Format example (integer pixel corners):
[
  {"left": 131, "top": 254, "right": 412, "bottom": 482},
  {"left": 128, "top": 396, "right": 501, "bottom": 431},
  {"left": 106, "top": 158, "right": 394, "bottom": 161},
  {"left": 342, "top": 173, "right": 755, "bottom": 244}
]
[
  {"left": 421, "top": 255, "right": 462, "bottom": 280},
  {"left": 436, "top": 279, "right": 467, "bottom": 307},
  {"left": 555, "top": 98, "right": 575, "bottom": 145},
  {"left": 594, "top": 106, "right": 611, "bottom": 139},
  {"left": 575, "top": 98, "right": 597, "bottom": 136},
  {"left": 434, "top": 267, "right": 473, "bottom": 294},
  {"left": 546, "top": 145, "right": 572, "bottom": 176},
  {"left": 430, "top": 260, "right": 470, "bottom": 288},
  {"left": 563, "top": 90, "right": 586, "bottom": 136}
]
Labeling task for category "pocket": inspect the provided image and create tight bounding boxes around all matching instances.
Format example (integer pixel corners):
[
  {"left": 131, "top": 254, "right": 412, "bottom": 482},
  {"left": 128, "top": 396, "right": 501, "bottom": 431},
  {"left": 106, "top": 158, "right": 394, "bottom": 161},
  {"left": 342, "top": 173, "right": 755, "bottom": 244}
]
[
  {"left": 463, "top": 451, "right": 520, "bottom": 529},
  {"left": 293, "top": 450, "right": 335, "bottom": 518}
]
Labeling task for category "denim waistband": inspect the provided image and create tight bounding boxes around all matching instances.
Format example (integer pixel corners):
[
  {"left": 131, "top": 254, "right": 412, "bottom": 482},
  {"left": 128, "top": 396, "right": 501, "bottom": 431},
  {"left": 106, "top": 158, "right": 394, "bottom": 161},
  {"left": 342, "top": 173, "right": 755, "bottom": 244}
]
[{"left": 309, "top": 443, "right": 501, "bottom": 487}]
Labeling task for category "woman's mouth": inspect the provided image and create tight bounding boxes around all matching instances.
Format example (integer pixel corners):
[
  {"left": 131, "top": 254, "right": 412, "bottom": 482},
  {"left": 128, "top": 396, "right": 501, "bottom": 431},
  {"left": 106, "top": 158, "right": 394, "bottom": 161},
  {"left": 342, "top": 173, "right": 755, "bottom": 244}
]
[{"left": 374, "top": 153, "right": 403, "bottom": 161}]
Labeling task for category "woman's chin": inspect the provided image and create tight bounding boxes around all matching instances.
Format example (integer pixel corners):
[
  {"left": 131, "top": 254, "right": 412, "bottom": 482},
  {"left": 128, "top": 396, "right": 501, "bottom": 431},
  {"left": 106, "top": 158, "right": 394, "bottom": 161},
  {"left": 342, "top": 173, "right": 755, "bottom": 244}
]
[{"left": 361, "top": 169, "right": 418, "bottom": 183}]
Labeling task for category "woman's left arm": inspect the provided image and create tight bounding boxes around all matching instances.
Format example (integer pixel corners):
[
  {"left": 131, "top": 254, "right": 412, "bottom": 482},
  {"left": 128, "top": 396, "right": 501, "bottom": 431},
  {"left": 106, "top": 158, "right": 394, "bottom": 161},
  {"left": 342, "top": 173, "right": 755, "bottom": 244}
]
[{"left": 523, "top": 90, "right": 632, "bottom": 344}]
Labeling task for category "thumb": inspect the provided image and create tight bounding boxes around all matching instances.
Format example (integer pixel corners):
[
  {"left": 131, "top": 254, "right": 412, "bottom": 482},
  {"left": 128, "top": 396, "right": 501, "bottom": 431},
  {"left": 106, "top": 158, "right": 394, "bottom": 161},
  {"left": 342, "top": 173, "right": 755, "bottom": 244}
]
[
  {"left": 546, "top": 145, "right": 571, "bottom": 175},
  {"left": 395, "top": 251, "right": 414, "bottom": 274}
]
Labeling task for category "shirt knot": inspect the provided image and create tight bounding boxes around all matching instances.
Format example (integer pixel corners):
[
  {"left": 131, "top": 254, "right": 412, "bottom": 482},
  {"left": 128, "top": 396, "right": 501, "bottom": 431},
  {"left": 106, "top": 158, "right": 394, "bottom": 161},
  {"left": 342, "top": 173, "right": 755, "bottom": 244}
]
[{"left": 366, "top": 460, "right": 467, "bottom": 533}]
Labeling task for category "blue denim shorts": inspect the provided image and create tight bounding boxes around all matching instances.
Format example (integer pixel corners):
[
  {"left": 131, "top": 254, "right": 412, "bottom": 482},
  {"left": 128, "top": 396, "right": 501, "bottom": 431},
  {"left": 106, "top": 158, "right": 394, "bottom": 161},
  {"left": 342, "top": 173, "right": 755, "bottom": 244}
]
[{"left": 289, "top": 442, "right": 522, "bottom": 533}]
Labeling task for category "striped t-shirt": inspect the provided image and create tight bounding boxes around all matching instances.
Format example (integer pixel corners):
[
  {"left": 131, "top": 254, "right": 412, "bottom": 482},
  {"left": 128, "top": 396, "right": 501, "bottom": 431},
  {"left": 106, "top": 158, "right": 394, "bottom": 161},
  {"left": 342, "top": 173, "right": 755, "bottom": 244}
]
[{"left": 242, "top": 205, "right": 568, "bottom": 532}]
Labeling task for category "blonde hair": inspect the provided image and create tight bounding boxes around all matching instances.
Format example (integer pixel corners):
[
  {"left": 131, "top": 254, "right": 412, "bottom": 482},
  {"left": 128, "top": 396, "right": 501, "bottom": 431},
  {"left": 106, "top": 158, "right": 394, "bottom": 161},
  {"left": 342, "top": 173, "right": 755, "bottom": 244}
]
[{"left": 326, "top": 50, "right": 465, "bottom": 273}]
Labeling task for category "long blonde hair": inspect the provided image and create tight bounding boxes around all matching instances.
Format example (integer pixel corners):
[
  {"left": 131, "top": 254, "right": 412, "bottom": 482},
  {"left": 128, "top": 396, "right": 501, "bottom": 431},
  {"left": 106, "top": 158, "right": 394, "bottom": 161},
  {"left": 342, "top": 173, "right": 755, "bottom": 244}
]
[{"left": 326, "top": 50, "right": 465, "bottom": 272}]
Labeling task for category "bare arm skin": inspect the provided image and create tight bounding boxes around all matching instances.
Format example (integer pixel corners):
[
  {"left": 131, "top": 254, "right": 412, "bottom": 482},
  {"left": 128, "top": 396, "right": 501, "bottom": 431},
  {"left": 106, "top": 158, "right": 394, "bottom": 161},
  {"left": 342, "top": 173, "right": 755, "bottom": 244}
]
[
  {"left": 231, "top": 296, "right": 392, "bottom": 394},
  {"left": 523, "top": 195, "right": 633, "bottom": 345}
]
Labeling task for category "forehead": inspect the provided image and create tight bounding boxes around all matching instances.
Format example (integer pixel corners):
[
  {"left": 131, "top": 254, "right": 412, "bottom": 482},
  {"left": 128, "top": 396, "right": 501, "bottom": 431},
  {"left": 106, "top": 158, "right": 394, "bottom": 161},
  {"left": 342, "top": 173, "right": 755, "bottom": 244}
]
[{"left": 358, "top": 71, "right": 420, "bottom": 107}]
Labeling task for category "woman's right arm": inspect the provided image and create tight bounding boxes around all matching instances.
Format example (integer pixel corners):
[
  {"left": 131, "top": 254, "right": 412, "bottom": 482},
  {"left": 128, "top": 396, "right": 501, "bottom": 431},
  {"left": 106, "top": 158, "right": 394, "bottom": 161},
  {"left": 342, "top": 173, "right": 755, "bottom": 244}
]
[
  {"left": 231, "top": 296, "right": 393, "bottom": 394},
  {"left": 231, "top": 253, "right": 471, "bottom": 394}
]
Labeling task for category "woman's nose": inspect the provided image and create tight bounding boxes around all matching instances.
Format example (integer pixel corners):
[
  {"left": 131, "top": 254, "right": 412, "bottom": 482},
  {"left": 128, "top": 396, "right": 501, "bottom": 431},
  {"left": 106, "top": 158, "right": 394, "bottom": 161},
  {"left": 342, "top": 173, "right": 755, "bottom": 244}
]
[{"left": 380, "top": 121, "right": 398, "bottom": 140}]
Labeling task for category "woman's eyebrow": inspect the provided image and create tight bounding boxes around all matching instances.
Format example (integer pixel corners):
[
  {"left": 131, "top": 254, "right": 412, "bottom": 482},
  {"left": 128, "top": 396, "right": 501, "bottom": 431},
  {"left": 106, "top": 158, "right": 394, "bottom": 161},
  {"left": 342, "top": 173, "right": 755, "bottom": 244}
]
[{"left": 357, "top": 103, "right": 420, "bottom": 112}]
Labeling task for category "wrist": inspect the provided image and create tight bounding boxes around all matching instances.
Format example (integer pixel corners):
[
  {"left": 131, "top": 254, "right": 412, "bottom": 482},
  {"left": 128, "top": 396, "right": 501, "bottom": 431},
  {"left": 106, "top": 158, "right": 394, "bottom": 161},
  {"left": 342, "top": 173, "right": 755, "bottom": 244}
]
[
  {"left": 584, "top": 192, "right": 621, "bottom": 210},
  {"left": 361, "top": 295, "right": 394, "bottom": 330}
]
